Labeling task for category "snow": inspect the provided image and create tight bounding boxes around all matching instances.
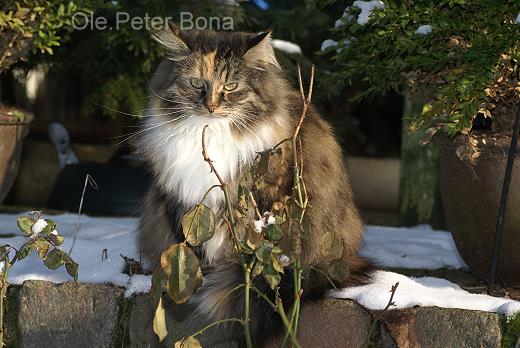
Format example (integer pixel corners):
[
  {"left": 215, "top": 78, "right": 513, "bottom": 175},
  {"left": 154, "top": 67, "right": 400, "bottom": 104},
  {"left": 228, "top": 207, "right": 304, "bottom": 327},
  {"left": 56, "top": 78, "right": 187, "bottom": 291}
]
[
  {"left": 415, "top": 24, "right": 433, "bottom": 35},
  {"left": 0, "top": 213, "right": 145, "bottom": 297},
  {"left": 362, "top": 225, "right": 467, "bottom": 270},
  {"left": 516, "top": 13, "right": 520, "bottom": 24},
  {"left": 352, "top": 0, "right": 384, "bottom": 26},
  {"left": 330, "top": 270, "right": 520, "bottom": 317},
  {"left": 0, "top": 212, "right": 517, "bottom": 316},
  {"left": 321, "top": 39, "right": 338, "bottom": 51},
  {"left": 271, "top": 39, "right": 302, "bottom": 55},
  {"left": 31, "top": 218, "right": 47, "bottom": 235}
]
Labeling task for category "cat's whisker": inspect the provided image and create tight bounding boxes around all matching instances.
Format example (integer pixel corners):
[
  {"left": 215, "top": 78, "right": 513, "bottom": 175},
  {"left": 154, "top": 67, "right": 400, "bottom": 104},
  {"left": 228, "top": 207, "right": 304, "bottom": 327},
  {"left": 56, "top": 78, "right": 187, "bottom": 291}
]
[{"left": 112, "top": 114, "right": 190, "bottom": 146}]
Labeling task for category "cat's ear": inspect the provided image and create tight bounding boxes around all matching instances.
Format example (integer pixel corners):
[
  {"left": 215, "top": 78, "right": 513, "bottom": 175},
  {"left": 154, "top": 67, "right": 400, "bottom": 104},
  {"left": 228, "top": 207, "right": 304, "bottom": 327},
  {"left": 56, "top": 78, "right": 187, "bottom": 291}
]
[
  {"left": 243, "top": 31, "right": 281, "bottom": 70},
  {"left": 151, "top": 22, "right": 191, "bottom": 61}
]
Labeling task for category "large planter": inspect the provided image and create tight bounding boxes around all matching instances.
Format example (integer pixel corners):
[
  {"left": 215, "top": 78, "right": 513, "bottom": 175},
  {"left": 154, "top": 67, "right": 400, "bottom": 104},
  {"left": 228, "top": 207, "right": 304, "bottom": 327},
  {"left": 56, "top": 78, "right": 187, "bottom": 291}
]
[
  {"left": 0, "top": 108, "right": 31, "bottom": 204},
  {"left": 439, "top": 134, "right": 520, "bottom": 286}
]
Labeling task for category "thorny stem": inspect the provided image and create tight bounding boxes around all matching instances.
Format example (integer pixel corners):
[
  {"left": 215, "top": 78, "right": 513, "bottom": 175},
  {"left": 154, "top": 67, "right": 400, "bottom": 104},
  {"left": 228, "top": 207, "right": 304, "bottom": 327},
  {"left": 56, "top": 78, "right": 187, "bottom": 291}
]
[
  {"left": 283, "top": 64, "right": 315, "bottom": 345},
  {"left": 201, "top": 126, "right": 253, "bottom": 348},
  {"left": 276, "top": 297, "right": 302, "bottom": 348},
  {"left": 190, "top": 318, "right": 245, "bottom": 338}
]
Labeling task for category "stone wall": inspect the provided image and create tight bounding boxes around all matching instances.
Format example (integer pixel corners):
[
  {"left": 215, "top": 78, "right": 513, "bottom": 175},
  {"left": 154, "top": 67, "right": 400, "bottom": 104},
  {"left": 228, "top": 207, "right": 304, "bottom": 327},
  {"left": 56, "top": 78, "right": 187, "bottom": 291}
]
[{"left": 3, "top": 280, "right": 512, "bottom": 347}]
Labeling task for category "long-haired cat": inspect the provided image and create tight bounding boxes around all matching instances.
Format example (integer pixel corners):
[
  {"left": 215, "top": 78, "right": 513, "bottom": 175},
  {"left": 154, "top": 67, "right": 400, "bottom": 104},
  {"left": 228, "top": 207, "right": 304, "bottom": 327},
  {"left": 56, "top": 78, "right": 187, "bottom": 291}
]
[{"left": 137, "top": 24, "right": 372, "bottom": 347}]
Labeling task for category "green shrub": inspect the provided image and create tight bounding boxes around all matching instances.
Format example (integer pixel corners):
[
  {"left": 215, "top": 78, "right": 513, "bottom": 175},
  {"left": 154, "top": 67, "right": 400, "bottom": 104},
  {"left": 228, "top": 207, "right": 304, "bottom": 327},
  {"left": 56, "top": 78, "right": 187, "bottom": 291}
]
[{"left": 321, "top": 0, "right": 520, "bottom": 137}]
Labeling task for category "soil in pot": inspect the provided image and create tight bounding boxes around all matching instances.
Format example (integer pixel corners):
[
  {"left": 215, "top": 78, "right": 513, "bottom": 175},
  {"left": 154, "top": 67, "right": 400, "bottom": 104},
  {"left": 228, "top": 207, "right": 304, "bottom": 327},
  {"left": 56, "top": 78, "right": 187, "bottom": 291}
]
[
  {"left": 439, "top": 133, "right": 520, "bottom": 286},
  {"left": 0, "top": 105, "right": 32, "bottom": 204}
]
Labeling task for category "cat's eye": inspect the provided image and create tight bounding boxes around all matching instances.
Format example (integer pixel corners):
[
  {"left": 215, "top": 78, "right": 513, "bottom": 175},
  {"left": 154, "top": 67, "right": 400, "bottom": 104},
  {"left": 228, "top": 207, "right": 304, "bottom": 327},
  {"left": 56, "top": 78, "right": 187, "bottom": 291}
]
[
  {"left": 190, "top": 78, "right": 205, "bottom": 89},
  {"left": 224, "top": 82, "right": 238, "bottom": 91}
]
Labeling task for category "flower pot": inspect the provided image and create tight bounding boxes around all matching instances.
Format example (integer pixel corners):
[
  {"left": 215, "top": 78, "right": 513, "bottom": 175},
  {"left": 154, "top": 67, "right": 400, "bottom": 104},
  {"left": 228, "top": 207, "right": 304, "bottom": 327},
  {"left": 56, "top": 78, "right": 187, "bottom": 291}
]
[
  {"left": 0, "top": 107, "right": 32, "bottom": 204},
  {"left": 438, "top": 134, "right": 520, "bottom": 286}
]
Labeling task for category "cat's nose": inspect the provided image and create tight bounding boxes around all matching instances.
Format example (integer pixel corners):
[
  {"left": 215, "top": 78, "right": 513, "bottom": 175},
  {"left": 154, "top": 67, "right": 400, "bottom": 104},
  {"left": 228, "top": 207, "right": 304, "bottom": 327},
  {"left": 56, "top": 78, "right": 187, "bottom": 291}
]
[{"left": 205, "top": 102, "right": 219, "bottom": 113}]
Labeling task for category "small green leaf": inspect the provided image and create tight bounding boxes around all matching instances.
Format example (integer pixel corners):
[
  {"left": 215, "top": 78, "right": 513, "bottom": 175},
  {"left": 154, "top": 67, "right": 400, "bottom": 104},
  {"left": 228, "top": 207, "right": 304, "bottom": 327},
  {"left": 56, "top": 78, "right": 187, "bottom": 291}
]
[
  {"left": 41, "top": 219, "right": 57, "bottom": 234},
  {"left": 153, "top": 297, "right": 168, "bottom": 342},
  {"left": 175, "top": 336, "right": 202, "bottom": 348},
  {"left": 327, "top": 260, "right": 349, "bottom": 283},
  {"left": 182, "top": 205, "right": 215, "bottom": 246},
  {"left": 255, "top": 243, "right": 272, "bottom": 264},
  {"left": 16, "top": 217, "right": 35, "bottom": 236},
  {"left": 47, "top": 233, "right": 64, "bottom": 246},
  {"left": 44, "top": 249, "right": 65, "bottom": 270},
  {"left": 264, "top": 224, "right": 283, "bottom": 241},
  {"left": 160, "top": 244, "right": 203, "bottom": 304}
]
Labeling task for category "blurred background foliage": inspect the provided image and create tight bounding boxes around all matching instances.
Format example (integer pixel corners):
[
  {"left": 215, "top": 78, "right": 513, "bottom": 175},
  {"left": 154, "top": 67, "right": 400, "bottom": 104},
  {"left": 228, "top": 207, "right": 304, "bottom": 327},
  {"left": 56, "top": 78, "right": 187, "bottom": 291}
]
[{"left": 1, "top": 0, "right": 403, "bottom": 156}]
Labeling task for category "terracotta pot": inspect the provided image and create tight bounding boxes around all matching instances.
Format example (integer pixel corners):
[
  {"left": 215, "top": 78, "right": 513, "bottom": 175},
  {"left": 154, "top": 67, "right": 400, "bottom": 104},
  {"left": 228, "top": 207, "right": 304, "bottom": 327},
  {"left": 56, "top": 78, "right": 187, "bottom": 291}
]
[
  {"left": 438, "top": 134, "right": 520, "bottom": 286},
  {"left": 0, "top": 110, "right": 31, "bottom": 204}
]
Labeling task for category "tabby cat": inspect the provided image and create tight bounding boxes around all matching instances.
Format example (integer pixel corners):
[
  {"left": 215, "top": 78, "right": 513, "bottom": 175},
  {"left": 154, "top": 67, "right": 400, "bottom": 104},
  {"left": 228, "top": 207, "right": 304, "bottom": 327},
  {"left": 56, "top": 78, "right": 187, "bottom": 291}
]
[{"left": 137, "top": 24, "right": 372, "bottom": 347}]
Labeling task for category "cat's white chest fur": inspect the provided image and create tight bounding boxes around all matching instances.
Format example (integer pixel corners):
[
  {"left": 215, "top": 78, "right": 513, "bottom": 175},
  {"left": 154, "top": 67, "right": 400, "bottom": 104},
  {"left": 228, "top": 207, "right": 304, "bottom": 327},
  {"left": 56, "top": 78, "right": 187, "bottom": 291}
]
[{"left": 142, "top": 115, "right": 279, "bottom": 262}]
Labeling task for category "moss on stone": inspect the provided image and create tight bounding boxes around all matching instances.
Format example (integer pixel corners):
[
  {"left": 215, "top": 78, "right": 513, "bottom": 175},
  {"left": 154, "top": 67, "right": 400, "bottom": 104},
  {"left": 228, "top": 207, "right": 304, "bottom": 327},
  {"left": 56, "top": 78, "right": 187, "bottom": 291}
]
[
  {"left": 501, "top": 312, "right": 520, "bottom": 348},
  {"left": 4, "top": 285, "right": 21, "bottom": 348},
  {"left": 111, "top": 294, "right": 133, "bottom": 348}
]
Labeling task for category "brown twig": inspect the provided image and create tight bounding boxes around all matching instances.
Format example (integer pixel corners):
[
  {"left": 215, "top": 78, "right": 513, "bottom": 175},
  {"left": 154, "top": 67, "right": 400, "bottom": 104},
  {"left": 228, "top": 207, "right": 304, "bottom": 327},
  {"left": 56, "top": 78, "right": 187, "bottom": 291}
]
[
  {"left": 248, "top": 191, "right": 263, "bottom": 220},
  {"left": 201, "top": 126, "right": 225, "bottom": 186},
  {"left": 362, "top": 282, "right": 400, "bottom": 348}
]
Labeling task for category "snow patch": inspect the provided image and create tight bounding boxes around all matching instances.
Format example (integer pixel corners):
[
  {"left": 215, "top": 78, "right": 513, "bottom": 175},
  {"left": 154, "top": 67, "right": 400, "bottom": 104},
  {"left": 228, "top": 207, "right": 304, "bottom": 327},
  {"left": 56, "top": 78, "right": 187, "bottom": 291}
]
[
  {"left": 31, "top": 218, "right": 47, "bottom": 236},
  {"left": 329, "top": 270, "right": 520, "bottom": 316},
  {"left": 362, "top": 225, "right": 467, "bottom": 270},
  {"left": 0, "top": 211, "right": 505, "bottom": 316},
  {"left": 321, "top": 39, "right": 338, "bottom": 51},
  {"left": 415, "top": 24, "right": 433, "bottom": 35},
  {"left": 271, "top": 39, "right": 302, "bottom": 55},
  {"left": 352, "top": 0, "right": 385, "bottom": 26},
  {"left": 516, "top": 13, "right": 520, "bottom": 24}
]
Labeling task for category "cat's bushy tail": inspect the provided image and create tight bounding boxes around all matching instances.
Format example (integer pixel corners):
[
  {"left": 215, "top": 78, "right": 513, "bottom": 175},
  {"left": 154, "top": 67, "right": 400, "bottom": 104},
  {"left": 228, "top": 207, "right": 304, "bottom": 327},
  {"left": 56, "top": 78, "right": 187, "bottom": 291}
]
[{"left": 191, "top": 256, "right": 374, "bottom": 347}]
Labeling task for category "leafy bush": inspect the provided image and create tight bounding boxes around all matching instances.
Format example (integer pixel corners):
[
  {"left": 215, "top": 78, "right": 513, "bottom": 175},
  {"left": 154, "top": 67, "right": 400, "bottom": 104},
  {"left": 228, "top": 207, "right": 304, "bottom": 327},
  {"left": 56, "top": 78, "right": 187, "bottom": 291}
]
[
  {"left": 321, "top": 0, "right": 520, "bottom": 137},
  {"left": 0, "top": 0, "right": 99, "bottom": 73}
]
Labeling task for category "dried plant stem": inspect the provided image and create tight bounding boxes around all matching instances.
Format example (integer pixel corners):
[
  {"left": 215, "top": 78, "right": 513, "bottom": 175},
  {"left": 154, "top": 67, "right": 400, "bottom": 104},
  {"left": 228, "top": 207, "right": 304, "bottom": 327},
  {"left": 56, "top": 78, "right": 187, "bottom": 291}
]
[
  {"left": 361, "top": 282, "right": 399, "bottom": 348},
  {"left": 282, "top": 65, "right": 315, "bottom": 347},
  {"left": 0, "top": 259, "right": 12, "bottom": 347},
  {"left": 201, "top": 126, "right": 253, "bottom": 348}
]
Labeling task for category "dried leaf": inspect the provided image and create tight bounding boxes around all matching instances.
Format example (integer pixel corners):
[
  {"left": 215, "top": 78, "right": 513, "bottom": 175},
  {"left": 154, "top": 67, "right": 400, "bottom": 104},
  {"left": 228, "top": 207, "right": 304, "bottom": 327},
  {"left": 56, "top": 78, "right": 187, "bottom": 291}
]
[
  {"left": 175, "top": 337, "right": 202, "bottom": 348},
  {"left": 153, "top": 297, "right": 168, "bottom": 342},
  {"left": 160, "top": 244, "right": 203, "bottom": 304},
  {"left": 262, "top": 263, "right": 281, "bottom": 290},
  {"left": 182, "top": 205, "right": 215, "bottom": 246},
  {"left": 327, "top": 260, "right": 349, "bottom": 283},
  {"left": 256, "top": 151, "right": 270, "bottom": 175},
  {"left": 65, "top": 260, "right": 79, "bottom": 283},
  {"left": 44, "top": 249, "right": 65, "bottom": 270},
  {"left": 246, "top": 226, "right": 263, "bottom": 250},
  {"left": 34, "top": 239, "right": 49, "bottom": 259},
  {"left": 15, "top": 241, "right": 34, "bottom": 262},
  {"left": 320, "top": 232, "right": 343, "bottom": 259}
]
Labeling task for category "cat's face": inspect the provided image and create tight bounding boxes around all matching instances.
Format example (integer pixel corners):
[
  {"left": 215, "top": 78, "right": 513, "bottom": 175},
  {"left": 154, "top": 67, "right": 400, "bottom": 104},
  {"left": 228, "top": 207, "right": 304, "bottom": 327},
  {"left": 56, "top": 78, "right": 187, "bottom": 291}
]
[
  {"left": 167, "top": 50, "right": 253, "bottom": 118},
  {"left": 149, "top": 26, "right": 282, "bottom": 130}
]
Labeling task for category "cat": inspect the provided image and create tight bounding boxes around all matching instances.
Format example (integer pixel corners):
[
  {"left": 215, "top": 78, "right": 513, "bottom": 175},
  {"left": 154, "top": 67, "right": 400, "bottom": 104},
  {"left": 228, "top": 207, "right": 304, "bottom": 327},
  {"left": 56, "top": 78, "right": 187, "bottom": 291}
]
[{"left": 136, "top": 24, "right": 372, "bottom": 347}]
